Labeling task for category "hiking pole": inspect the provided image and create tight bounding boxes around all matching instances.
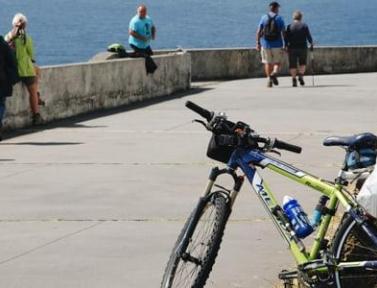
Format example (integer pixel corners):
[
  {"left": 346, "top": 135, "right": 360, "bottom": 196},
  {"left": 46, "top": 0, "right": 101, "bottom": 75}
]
[{"left": 310, "top": 47, "right": 315, "bottom": 87}]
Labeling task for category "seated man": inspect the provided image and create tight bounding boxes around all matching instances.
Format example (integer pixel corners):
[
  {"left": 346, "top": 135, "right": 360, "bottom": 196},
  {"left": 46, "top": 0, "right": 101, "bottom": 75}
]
[{"left": 128, "top": 5, "right": 156, "bottom": 56}]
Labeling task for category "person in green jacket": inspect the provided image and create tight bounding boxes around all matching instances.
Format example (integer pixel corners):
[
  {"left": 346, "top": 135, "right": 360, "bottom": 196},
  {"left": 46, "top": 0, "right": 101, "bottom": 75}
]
[{"left": 5, "top": 13, "right": 44, "bottom": 125}]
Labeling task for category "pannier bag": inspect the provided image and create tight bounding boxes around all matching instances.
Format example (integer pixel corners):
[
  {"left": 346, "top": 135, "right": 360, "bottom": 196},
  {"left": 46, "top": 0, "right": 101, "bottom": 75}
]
[{"left": 358, "top": 165, "right": 377, "bottom": 218}]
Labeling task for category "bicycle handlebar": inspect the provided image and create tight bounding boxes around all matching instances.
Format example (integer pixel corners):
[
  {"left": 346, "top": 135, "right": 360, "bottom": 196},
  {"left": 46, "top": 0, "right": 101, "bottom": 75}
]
[
  {"left": 185, "top": 101, "right": 213, "bottom": 122},
  {"left": 274, "top": 139, "right": 302, "bottom": 154},
  {"left": 185, "top": 101, "right": 302, "bottom": 154}
]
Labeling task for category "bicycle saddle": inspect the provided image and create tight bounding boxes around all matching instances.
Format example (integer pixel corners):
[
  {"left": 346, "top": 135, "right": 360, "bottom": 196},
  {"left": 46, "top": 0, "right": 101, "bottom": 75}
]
[{"left": 323, "top": 132, "right": 377, "bottom": 149}]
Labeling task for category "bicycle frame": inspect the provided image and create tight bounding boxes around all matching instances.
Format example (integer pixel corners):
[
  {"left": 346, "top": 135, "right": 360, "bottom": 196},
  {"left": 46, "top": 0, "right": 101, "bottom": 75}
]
[{"left": 202, "top": 146, "right": 376, "bottom": 273}]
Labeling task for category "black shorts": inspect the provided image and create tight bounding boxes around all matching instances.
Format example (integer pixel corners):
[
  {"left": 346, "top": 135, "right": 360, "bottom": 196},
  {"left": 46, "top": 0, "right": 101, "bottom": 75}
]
[
  {"left": 20, "top": 76, "right": 37, "bottom": 86},
  {"left": 288, "top": 48, "right": 308, "bottom": 69},
  {"left": 130, "top": 44, "right": 153, "bottom": 56}
]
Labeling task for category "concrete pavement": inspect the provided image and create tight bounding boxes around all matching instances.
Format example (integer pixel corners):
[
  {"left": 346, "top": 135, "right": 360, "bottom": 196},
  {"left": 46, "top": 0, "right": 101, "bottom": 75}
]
[{"left": 0, "top": 73, "right": 376, "bottom": 287}]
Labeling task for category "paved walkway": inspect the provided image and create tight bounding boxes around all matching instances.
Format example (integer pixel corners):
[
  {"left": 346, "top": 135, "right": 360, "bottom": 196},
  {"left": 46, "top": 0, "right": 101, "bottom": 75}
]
[{"left": 0, "top": 73, "right": 376, "bottom": 287}]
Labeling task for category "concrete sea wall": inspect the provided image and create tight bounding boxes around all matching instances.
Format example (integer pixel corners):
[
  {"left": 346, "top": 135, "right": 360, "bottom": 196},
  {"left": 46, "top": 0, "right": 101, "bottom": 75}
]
[
  {"left": 5, "top": 52, "right": 191, "bottom": 129},
  {"left": 188, "top": 46, "right": 377, "bottom": 81},
  {"left": 91, "top": 46, "right": 377, "bottom": 81},
  {"left": 4, "top": 46, "right": 377, "bottom": 130}
]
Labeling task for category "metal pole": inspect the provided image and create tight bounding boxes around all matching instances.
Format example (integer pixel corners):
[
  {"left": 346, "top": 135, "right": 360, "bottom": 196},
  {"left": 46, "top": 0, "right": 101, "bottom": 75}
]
[{"left": 310, "top": 49, "right": 315, "bottom": 87}]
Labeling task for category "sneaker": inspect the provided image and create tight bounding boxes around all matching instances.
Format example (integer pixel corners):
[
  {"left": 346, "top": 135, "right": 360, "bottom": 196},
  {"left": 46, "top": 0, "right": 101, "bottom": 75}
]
[
  {"left": 292, "top": 78, "right": 297, "bottom": 87},
  {"left": 270, "top": 73, "right": 279, "bottom": 86},
  {"left": 32, "top": 113, "right": 45, "bottom": 126},
  {"left": 37, "top": 92, "right": 46, "bottom": 106},
  {"left": 298, "top": 75, "right": 305, "bottom": 86},
  {"left": 267, "top": 79, "right": 273, "bottom": 88}
]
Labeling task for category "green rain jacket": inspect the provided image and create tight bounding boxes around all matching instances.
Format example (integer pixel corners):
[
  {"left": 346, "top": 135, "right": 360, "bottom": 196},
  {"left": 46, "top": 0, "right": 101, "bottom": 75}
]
[{"left": 14, "top": 34, "right": 35, "bottom": 77}]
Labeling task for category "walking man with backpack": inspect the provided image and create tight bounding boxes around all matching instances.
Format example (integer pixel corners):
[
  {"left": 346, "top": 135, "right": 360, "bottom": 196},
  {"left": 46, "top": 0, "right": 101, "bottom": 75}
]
[{"left": 256, "top": 2, "right": 285, "bottom": 88}]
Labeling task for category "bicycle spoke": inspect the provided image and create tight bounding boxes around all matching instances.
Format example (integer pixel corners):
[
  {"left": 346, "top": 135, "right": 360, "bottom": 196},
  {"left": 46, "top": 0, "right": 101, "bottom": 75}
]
[
  {"left": 173, "top": 261, "right": 200, "bottom": 287},
  {"left": 187, "top": 205, "right": 216, "bottom": 257},
  {"left": 162, "top": 194, "right": 229, "bottom": 288},
  {"left": 334, "top": 216, "right": 377, "bottom": 288},
  {"left": 173, "top": 203, "right": 217, "bottom": 286}
]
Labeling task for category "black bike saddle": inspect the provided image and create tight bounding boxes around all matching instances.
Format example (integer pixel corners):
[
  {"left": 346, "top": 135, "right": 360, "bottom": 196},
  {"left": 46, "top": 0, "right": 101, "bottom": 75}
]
[{"left": 323, "top": 132, "right": 377, "bottom": 149}]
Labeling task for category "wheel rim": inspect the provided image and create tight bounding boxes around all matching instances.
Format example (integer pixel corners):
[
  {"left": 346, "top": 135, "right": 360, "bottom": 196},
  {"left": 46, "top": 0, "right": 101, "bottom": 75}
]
[
  {"left": 335, "top": 220, "right": 377, "bottom": 287},
  {"left": 169, "top": 201, "right": 218, "bottom": 287}
]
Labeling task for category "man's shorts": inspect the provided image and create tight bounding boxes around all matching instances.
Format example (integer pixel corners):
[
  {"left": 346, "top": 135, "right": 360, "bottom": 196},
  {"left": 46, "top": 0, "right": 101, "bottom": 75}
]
[
  {"left": 288, "top": 48, "right": 308, "bottom": 69},
  {"left": 261, "top": 48, "right": 284, "bottom": 64},
  {"left": 130, "top": 44, "right": 153, "bottom": 56},
  {"left": 20, "top": 76, "right": 37, "bottom": 86}
]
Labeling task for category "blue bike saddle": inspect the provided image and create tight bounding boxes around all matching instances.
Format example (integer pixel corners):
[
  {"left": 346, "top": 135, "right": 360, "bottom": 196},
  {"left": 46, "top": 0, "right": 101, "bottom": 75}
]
[{"left": 323, "top": 132, "right": 377, "bottom": 149}]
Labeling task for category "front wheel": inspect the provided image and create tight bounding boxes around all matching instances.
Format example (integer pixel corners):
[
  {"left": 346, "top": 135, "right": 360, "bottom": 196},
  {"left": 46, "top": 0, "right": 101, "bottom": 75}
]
[
  {"left": 161, "top": 192, "right": 231, "bottom": 288},
  {"left": 331, "top": 214, "right": 377, "bottom": 288}
]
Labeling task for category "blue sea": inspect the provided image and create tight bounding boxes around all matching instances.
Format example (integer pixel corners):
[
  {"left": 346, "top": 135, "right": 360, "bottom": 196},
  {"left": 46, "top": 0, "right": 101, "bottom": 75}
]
[{"left": 1, "top": 0, "right": 376, "bottom": 66}]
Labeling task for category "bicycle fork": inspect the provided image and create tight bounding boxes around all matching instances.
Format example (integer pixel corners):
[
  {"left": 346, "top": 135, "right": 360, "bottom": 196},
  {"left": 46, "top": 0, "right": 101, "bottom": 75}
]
[
  {"left": 201, "top": 166, "right": 244, "bottom": 205},
  {"left": 175, "top": 167, "right": 244, "bottom": 259}
]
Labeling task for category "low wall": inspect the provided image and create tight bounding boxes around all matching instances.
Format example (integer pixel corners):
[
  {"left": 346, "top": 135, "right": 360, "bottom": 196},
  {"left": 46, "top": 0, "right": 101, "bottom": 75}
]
[
  {"left": 5, "top": 46, "right": 376, "bottom": 129},
  {"left": 5, "top": 52, "right": 191, "bottom": 129},
  {"left": 187, "top": 46, "right": 377, "bottom": 81}
]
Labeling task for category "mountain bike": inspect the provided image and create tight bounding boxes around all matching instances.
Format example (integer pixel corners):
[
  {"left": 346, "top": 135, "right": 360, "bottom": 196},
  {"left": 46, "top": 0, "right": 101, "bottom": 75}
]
[{"left": 161, "top": 101, "right": 377, "bottom": 288}]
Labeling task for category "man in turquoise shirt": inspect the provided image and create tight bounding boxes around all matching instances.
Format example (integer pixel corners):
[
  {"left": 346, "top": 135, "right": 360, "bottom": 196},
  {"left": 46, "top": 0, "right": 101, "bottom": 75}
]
[{"left": 129, "top": 5, "right": 156, "bottom": 56}]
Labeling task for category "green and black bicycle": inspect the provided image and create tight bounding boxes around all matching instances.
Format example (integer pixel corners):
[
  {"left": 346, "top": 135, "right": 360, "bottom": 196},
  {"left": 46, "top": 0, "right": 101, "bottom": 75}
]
[{"left": 161, "top": 101, "right": 377, "bottom": 288}]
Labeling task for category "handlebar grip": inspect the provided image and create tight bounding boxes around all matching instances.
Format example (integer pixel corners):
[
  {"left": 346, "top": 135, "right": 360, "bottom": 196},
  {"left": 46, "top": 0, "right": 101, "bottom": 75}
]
[
  {"left": 274, "top": 139, "right": 302, "bottom": 154},
  {"left": 185, "top": 101, "right": 213, "bottom": 122}
]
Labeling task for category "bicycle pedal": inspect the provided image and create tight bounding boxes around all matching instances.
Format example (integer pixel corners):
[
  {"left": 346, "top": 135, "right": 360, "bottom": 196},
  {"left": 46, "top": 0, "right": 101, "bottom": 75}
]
[{"left": 279, "top": 269, "right": 298, "bottom": 280}]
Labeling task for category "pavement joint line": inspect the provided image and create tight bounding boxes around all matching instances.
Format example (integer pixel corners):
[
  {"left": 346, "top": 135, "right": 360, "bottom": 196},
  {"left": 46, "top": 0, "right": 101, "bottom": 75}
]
[
  {"left": 164, "top": 120, "right": 194, "bottom": 131},
  {"left": 0, "top": 162, "right": 341, "bottom": 168},
  {"left": 4, "top": 130, "right": 342, "bottom": 136},
  {"left": 0, "top": 218, "right": 272, "bottom": 223},
  {"left": 0, "top": 221, "right": 103, "bottom": 266},
  {"left": 0, "top": 169, "right": 34, "bottom": 179},
  {"left": 284, "top": 132, "right": 304, "bottom": 142},
  {"left": 0, "top": 162, "right": 212, "bottom": 166}
]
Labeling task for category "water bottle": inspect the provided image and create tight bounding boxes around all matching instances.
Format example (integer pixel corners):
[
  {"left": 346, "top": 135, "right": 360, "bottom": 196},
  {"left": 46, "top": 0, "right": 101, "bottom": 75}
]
[
  {"left": 283, "top": 196, "right": 313, "bottom": 239},
  {"left": 311, "top": 196, "right": 329, "bottom": 228}
]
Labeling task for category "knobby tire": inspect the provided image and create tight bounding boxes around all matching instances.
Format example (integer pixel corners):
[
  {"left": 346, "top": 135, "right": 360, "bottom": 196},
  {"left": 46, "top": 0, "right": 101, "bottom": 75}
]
[{"left": 161, "top": 192, "right": 230, "bottom": 288}]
